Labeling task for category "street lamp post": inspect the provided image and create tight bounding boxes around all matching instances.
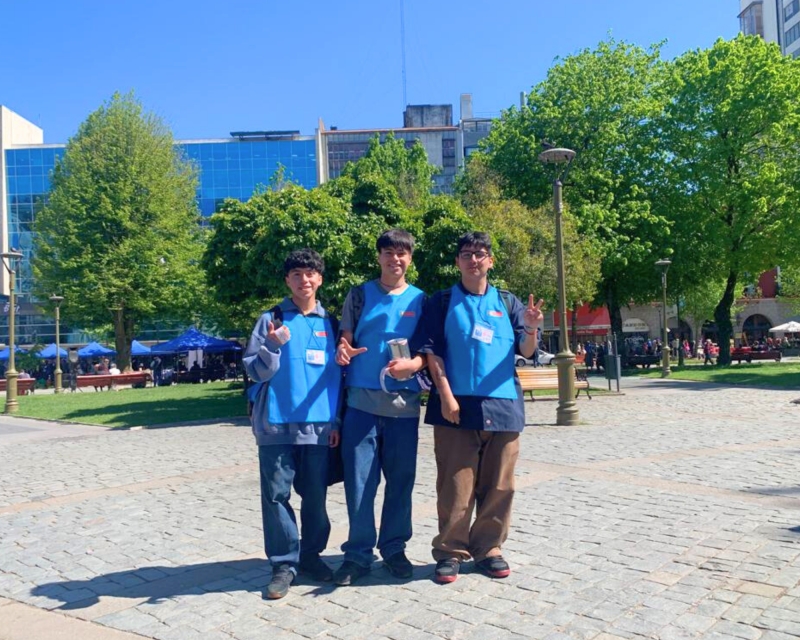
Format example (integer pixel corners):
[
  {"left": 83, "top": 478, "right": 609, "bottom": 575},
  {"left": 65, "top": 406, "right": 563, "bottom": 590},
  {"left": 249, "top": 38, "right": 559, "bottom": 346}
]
[
  {"left": 655, "top": 259, "right": 672, "bottom": 378},
  {"left": 2, "top": 249, "right": 24, "bottom": 414},
  {"left": 49, "top": 294, "right": 64, "bottom": 393},
  {"left": 538, "top": 147, "right": 579, "bottom": 426}
]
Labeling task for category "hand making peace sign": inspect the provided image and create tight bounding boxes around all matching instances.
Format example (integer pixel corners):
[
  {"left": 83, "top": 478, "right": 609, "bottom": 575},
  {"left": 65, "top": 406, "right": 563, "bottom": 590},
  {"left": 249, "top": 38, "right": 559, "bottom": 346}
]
[{"left": 523, "top": 295, "right": 545, "bottom": 330}]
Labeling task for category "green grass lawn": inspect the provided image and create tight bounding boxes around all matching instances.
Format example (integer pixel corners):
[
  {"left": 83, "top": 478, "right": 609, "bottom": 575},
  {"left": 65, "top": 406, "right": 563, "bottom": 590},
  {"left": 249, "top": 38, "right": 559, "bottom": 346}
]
[
  {"left": 14, "top": 382, "right": 249, "bottom": 428},
  {"left": 624, "top": 361, "right": 800, "bottom": 389}
]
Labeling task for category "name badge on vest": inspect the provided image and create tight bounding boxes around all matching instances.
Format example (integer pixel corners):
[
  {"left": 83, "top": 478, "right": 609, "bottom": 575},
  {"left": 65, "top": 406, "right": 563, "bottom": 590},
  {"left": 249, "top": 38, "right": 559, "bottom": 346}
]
[
  {"left": 306, "top": 349, "right": 326, "bottom": 365},
  {"left": 472, "top": 322, "right": 494, "bottom": 344}
]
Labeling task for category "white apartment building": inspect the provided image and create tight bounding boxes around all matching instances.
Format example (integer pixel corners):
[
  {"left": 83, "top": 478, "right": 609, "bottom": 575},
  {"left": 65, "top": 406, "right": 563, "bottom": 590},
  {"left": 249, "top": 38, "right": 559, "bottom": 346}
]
[{"left": 739, "top": 0, "right": 800, "bottom": 56}]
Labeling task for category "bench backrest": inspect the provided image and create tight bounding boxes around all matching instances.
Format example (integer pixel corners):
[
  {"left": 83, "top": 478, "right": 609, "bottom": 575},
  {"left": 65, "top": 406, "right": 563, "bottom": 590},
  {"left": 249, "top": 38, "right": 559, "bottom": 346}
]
[
  {"left": 516, "top": 369, "right": 559, "bottom": 382},
  {"left": 0, "top": 377, "right": 36, "bottom": 391}
]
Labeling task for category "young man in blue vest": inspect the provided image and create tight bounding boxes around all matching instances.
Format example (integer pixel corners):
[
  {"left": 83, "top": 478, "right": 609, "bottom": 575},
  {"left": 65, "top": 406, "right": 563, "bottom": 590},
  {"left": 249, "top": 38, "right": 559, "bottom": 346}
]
[
  {"left": 243, "top": 248, "right": 342, "bottom": 600},
  {"left": 423, "top": 231, "right": 544, "bottom": 584},
  {"left": 332, "top": 229, "right": 427, "bottom": 585}
]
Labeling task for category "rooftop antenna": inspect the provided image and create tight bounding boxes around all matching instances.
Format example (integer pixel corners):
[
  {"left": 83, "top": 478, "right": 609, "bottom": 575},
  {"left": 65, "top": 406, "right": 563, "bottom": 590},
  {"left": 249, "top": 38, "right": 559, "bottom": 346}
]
[{"left": 400, "top": 0, "right": 407, "bottom": 108}]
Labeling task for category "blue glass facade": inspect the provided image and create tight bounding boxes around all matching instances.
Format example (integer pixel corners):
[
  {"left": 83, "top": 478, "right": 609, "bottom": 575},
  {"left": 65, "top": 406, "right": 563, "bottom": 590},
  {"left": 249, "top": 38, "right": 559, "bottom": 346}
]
[
  {"left": 2, "top": 138, "right": 317, "bottom": 343},
  {"left": 182, "top": 139, "right": 317, "bottom": 216}
]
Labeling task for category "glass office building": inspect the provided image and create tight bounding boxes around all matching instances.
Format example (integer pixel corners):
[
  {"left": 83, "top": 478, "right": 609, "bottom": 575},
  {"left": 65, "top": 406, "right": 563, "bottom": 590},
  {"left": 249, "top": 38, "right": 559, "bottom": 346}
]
[
  {"left": 2, "top": 99, "right": 491, "bottom": 345},
  {"left": 1, "top": 114, "right": 317, "bottom": 344},
  {"left": 184, "top": 137, "right": 317, "bottom": 216}
]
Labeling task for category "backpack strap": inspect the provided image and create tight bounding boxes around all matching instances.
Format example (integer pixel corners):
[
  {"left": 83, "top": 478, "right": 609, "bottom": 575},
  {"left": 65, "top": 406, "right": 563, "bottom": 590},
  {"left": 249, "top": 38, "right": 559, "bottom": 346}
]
[
  {"left": 346, "top": 283, "right": 367, "bottom": 334},
  {"left": 498, "top": 289, "right": 514, "bottom": 317},
  {"left": 441, "top": 286, "right": 513, "bottom": 317}
]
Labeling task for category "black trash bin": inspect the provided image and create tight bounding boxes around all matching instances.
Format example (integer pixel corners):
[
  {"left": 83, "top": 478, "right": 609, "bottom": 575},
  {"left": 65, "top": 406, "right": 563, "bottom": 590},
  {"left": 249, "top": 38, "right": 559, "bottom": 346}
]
[{"left": 605, "top": 354, "right": 621, "bottom": 380}]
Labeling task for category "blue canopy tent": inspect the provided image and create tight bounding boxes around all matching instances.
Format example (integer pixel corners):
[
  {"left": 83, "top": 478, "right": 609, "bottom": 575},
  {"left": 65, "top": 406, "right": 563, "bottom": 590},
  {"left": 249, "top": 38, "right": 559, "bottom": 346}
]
[
  {"left": 0, "top": 345, "right": 27, "bottom": 361},
  {"left": 151, "top": 328, "right": 241, "bottom": 354},
  {"left": 36, "top": 343, "right": 68, "bottom": 359},
  {"left": 77, "top": 341, "right": 117, "bottom": 357},
  {"left": 131, "top": 340, "right": 151, "bottom": 356}
]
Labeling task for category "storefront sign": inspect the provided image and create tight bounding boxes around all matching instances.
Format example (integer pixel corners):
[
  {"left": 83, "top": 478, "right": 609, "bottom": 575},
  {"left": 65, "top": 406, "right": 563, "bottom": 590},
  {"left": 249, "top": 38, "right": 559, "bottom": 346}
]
[{"left": 622, "top": 318, "right": 649, "bottom": 333}]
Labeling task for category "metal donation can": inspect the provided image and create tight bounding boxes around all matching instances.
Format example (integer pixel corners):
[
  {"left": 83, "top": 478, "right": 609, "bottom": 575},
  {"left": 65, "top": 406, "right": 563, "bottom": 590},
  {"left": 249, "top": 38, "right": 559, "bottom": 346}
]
[{"left": 387, "top": 337, "right": 411, "bottom": 360}]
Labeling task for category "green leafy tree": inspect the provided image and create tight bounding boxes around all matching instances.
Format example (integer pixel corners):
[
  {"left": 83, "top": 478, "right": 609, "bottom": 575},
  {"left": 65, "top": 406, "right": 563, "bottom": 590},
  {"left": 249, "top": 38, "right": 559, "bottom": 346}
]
[
  {"left": 339, "top": 133, "right": 437, "bottom": 210},
  {"left": 203, "top": 184, "right": 384, "bottom": 327},
  {"left": 654, "top": 35, "right": 800, "bottom": 364},
  {"left": 33, "top": 92, "right": 204, "bottom": 370},
  {"left": 414, "top": 195, "right": 472, "bottom": 293},
  {"left": 204, "top": 134, "right": 465, "bottom": 320},
  {"left": 458, "top": 156, "right": 601, "bottom": 315},
  {"left": 778, "top": 265, "right": 800, "bottom": 312},
  {"left": 482, "top": 38, "right": 671, "bottom": 340}
]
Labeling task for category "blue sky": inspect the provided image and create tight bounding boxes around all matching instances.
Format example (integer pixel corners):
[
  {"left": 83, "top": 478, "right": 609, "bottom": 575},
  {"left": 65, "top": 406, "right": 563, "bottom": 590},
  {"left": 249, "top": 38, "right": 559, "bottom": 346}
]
[{"left": 3, "top": 1, "right": 738, "bottom": 143}]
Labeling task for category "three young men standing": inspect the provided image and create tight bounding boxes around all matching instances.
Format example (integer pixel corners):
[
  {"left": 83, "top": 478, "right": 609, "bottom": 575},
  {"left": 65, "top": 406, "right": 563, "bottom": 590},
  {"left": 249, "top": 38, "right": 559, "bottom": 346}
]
[{"left": 245, "top": 231, "right": 543, "bottom": 596}]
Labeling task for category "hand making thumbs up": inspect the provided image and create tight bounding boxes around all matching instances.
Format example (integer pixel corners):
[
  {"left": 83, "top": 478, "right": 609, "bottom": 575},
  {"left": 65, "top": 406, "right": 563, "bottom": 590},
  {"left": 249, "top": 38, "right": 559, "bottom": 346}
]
[{"left": 266, "top": 321, "right": 291, "bottom": 346}]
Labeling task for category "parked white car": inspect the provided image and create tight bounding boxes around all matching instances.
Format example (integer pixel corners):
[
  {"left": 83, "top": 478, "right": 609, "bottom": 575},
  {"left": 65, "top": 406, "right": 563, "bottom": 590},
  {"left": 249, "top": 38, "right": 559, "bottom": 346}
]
[{"left": 515, "top": 349, "right": 555, "bottom": 367}]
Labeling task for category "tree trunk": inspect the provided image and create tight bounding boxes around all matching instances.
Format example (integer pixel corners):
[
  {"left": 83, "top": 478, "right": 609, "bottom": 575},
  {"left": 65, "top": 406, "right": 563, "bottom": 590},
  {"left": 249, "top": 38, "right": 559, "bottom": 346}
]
[
  {"left": 676, "top": 293, "right": 684, "bottom": 367},
  {"left": 713, "top": 271, "right": 738, "bottom": 366},
  {"left": 112, "top": 308, "right": 134, "bottom": 372},
  {"left": 571, "top": 303, "right": 578, "bottom": 351}
]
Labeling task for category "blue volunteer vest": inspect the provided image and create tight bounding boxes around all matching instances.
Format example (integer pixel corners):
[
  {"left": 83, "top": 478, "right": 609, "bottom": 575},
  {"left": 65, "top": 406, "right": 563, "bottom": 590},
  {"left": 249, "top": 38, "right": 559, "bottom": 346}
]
[
  {"left": 267, "top": 310, "right": 341, "bottom": 424},
  {"left": 444, "top": 284, "right": 518, "bottom": 399},
  {"left": 347, "top": 280, "right": 424, "bottom": 393}
]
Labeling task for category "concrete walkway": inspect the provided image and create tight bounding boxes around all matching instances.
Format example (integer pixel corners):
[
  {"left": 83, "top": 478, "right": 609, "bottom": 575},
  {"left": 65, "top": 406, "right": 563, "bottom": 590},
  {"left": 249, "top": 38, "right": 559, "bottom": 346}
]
[{"left": 1, "top": 378, "right": 799, "bottom": 639}]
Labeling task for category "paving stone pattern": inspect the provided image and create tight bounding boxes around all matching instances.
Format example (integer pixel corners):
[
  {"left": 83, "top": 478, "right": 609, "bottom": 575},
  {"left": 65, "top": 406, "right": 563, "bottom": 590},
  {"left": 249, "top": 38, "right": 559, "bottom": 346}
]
[{"left": 1, "top": 379, "right": 799, "bottom": 639}]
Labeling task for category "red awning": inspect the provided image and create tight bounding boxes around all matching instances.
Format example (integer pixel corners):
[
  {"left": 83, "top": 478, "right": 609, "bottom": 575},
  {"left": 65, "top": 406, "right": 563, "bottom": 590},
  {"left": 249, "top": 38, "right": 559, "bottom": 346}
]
[{"left": 552, "top": 304, "right": 611, "bottom": 334}]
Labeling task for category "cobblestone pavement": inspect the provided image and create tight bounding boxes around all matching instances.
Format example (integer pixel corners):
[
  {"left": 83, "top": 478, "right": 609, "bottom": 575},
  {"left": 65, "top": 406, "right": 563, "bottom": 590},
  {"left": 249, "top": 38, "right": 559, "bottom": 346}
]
[{"left": 1, "top": 378, "right": 799, "bottom": 640}]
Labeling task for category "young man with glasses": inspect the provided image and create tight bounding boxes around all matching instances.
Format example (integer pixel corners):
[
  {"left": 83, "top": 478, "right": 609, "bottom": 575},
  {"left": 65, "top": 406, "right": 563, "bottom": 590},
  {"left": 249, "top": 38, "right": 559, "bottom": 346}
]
[
  {"left": 243, "top": 249, "right": 342, "bottom": 599},
  {"left": 423, "top": 231, "right": 543, "bottom": 584},
  {"left": 333, "top": 229, "right": 427, "bottom": 585}
]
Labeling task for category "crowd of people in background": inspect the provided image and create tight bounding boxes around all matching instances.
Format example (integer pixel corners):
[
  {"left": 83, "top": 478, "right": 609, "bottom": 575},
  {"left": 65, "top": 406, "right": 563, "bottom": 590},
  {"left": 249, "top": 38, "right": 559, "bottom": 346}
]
[{"left": 0, "top": 353, "right": 242, "bottom": 388}]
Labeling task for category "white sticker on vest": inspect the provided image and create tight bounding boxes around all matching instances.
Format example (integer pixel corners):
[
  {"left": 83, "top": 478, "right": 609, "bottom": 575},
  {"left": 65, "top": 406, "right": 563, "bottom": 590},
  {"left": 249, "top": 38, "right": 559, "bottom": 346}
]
[
  {"left": 472, "top": 322, "right": 494, "bottom": 344},
  {"left": 306, "top": 349, "right": 326, "bottom": 365}
]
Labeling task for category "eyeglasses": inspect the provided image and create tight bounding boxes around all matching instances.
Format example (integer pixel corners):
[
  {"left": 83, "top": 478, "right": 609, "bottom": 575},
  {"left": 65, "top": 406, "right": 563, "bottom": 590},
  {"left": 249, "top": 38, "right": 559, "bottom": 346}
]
[{"left": 458, "top": 250, "right": 490, "bottom": 261}]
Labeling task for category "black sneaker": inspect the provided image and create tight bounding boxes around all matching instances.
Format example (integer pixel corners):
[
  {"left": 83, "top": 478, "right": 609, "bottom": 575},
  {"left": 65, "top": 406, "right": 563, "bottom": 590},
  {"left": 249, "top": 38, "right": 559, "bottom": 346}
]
[
  {"left": 333, "top": 560, "right": 371, "bottom": 586},
  {"left": 383, "top": 551, "right": 413, "bottom": 579},
  {"left": 475, "top": 555, "right": 511, "bottom": 579},
  {"left": 434, "top": 557, "right": 460, "bottom": 584},
  {"left": 298, "top": 554, "right": 333, "bottom": 582},
  {"left": 266, "top": 564, "right": 294, "bottom": 599}
]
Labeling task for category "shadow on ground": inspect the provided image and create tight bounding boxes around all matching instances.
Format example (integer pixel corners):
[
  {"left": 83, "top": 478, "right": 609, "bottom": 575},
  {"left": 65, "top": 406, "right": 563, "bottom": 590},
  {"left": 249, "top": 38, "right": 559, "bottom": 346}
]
[{"left": 32, "top": 556, "right": 439, "bottom": 608}]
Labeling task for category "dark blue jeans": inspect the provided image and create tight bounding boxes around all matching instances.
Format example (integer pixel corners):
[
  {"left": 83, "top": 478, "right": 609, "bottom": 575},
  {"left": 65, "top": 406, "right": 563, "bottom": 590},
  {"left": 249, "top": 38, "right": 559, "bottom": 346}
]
[
  {"left": 258, "top": 444, "right": 331, "bottom": 570},
  {"left": 341, "top": 406, "right": 419, "bottom": 567}
]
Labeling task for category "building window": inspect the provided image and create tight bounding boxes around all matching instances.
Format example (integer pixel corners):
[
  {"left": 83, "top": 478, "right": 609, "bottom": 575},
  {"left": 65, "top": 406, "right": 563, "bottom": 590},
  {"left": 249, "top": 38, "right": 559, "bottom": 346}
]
[
  {"left": 785, "top": 0, "right": 799, "bottom": 21},
  {"left": 442, "top": 138, "right": 455, "bottom": 158},
  {"left": 786, "top": 22, "right": 800, "bottom": 44},
  {"left": 740, "top": 1, "right": 764, "bottom": 37}
]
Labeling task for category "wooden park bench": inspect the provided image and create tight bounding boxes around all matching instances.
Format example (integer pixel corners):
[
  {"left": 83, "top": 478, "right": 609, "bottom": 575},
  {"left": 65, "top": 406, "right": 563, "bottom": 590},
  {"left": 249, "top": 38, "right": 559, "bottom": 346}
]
[
  {"left": 730, "top": 348, "right": 782, "bottom": 364},
  {"left": 0, "top": 377, "right": 37, "bottom": 395},
  {"left": 75, "top": 371, "right": 152, "bottom": 391},
  {"left": 516, "top": 366, "right": 591, "bottom": 401}
]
